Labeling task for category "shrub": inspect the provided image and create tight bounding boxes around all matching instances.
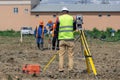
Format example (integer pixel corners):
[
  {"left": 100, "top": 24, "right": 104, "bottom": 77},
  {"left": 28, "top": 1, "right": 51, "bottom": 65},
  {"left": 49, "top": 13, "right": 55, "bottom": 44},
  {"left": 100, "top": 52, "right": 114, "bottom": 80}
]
[
  {"left": 105, "top": 27, "right": 113, "bottom": 37},
  {"left": 0, "top": 30, "right": 20, "bottom": 37},
  {"left": 100, "top": 31, "right": 106, "bottom": 40},
  {"left": 84, "top": 27, "right": 120, "bottom": 41},
  {"left": 116, "top": 29, "right": 120, "bottom": 39},
  {"left": 91, "top": 28, "right": 101, "bottom": 39}
]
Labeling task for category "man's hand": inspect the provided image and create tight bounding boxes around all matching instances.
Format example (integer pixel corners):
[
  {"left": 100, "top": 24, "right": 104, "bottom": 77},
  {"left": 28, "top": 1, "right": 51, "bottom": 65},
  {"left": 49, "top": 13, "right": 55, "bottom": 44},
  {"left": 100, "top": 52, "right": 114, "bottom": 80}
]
[
  {"left": 75, "top": 29, "right": 79, "bottom": 32},
  {"left": 36, "top": 34, "right": 38, "bottom": 38},
  {"left": 41, "top": 35, "right": 44, "bottom": 38}
]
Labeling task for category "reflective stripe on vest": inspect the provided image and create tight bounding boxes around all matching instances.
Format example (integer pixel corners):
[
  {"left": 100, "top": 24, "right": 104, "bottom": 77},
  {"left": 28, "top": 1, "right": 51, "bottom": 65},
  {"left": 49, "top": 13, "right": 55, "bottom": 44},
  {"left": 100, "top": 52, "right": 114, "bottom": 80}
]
[{"left": 58, "top": 14, "right": 74, "bottom": 40}]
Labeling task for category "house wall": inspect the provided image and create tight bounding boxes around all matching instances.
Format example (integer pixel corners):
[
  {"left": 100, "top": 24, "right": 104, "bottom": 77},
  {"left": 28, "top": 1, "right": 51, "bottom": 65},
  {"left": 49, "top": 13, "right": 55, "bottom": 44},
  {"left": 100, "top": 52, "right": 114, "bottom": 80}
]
[
  {"left": 0, "top": 1, "right": 120, "bottom": 31},
  {"left": 82, "top": 12, "right": 120, "bottom": 30},
  {"left": 0, "top": 0, "right": 40, "bottom": 31},
  {"left": 32, "top": 12, "right": 120, "bottom": 30}
]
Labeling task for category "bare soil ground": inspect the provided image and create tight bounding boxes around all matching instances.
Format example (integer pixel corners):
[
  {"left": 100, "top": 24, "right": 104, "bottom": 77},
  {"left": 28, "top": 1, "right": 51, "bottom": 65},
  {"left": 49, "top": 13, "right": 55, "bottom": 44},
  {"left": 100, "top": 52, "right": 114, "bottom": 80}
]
[{"left": 0, "top": 36, "right": 120, "bottom": 80}]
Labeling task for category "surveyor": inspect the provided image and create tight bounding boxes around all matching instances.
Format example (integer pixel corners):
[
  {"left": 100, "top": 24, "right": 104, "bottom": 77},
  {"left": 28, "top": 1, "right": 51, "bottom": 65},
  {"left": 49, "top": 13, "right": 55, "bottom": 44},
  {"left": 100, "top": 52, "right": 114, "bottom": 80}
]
[
  {"left": 56, "top": 7, "right": 76, "bottom": 72},
  {"left": 51, "top": 23, "right": 59, "bottom": 50},
  {"left": 46, "top": 20, "right": 54, "bottom": 49},
  {"left": 34, "top": 21, "right": 47, "bottom": 50},
  {"left": 46, "top": 20, "right": 53, "bottom": 31}
]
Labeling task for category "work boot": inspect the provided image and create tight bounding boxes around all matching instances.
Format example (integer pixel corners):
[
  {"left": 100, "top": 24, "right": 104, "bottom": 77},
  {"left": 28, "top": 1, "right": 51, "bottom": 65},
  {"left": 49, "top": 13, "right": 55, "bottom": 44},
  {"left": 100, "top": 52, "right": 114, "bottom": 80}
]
[
  {"left": 56, "top": 47, "right": 59, "bottom": 50},
  {"left": 59, "top": 68, "right": 64, "bottom": 73},
  {"left": 40, "top": 44, "right": 44, "bottom": 51},
  {"left": 68, "top": 69, "right": 74, "bottom": 73},
  {"left": 52, "top": 47, "right": 55, "bottom": 50},
  {"left": 59, "top": 70, "right": 64, "bottom": 73},
  {"left": 37, "top": 44, "right": 40, "bottom": 49}
]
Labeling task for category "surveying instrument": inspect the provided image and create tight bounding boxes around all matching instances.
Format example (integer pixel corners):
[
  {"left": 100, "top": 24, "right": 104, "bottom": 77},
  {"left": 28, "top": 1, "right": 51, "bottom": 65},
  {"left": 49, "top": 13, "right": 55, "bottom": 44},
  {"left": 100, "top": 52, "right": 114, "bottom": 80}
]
[
  {"left": 43, "top": 15, "right": 98, "bottom": 79},
  {"left": 76, "top": 15, "right": 98, "bottom": 79}
]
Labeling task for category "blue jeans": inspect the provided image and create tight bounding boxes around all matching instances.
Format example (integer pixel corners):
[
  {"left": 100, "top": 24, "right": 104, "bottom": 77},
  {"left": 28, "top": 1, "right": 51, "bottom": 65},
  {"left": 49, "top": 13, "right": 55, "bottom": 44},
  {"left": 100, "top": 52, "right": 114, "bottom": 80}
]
[{"left": 37, "top": 37, "right": 43, "bottom": 44}]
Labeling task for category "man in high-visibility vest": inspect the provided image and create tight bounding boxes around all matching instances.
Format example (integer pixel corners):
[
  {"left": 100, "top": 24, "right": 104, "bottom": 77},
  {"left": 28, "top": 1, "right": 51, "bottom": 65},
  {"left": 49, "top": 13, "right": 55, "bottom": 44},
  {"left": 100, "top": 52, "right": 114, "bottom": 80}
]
[{"left": 56, "top": 7, "right": 76, "bottom": 72}]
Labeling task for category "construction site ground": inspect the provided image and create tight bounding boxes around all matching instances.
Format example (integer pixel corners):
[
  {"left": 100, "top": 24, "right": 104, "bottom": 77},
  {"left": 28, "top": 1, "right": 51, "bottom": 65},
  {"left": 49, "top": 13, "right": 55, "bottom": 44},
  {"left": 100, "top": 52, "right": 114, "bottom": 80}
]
[{"left": 0, "top": 36, "right": 120, "bottom": 80}]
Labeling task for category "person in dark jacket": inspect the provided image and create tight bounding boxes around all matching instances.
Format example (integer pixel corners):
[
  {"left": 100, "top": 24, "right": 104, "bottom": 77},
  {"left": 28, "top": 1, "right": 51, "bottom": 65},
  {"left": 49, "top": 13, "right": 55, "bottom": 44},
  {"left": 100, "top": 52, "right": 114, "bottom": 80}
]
[
  {"left": 51, "top": 23, "right": 59, "bottom": 50},
  {"left": 34, "top": 21, "right": 47, "bottom": 50}
]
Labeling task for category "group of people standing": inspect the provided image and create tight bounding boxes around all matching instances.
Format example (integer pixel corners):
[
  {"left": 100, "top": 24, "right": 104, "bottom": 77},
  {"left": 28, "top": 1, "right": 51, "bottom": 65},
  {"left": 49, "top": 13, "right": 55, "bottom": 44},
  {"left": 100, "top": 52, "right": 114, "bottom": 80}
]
[
  {"left": 34, "top": 6, "right": 77, "bottom": 72},
  {"left": 34, "top": 19, "right": 59, "bottom": 51}
]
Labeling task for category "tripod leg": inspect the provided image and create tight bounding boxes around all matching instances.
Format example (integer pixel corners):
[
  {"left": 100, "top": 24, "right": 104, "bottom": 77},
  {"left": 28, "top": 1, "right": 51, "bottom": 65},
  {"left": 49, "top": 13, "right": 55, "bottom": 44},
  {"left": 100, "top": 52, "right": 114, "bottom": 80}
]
[
  {"left": 81, "top": 41, "right": 84, "bottom": 58},
  {"left": 84, "top": 51, "right": 91, "bottom": 73},
  {"left": 88, "top": 56, "right": 97, "bottom": 75},
  {"left": 80, "top": 32, "right": 90, "bottom": 73},
  {"left": 43, "top": 52, "right": 58, "bottom": 72},
  {"left": 80, "top": 30, "right": 97, "bottom": 76}
]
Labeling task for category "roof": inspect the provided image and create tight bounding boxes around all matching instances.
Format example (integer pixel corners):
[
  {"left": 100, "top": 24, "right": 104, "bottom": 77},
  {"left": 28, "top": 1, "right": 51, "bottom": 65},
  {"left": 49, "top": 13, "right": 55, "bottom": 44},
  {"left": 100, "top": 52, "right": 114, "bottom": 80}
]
[
  {"left": 0, "top": 0, "right": 31, "bottom": 1},
  {"left": 31, "top": 4, "right": 120, "bottom": 12}
]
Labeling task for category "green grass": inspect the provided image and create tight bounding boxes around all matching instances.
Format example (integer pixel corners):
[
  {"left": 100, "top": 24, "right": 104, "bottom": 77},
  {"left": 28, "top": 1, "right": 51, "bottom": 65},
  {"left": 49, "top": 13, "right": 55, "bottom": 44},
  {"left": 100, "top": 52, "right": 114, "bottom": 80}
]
[
  {"left": 0, "top": 30, "right": 20, "bottom": 37},
  {"left": 84, "top": 28, "right": 120, "bottom": 42},
  {"left": 1, "top": 28, "right": 120, "bottom": 42}
]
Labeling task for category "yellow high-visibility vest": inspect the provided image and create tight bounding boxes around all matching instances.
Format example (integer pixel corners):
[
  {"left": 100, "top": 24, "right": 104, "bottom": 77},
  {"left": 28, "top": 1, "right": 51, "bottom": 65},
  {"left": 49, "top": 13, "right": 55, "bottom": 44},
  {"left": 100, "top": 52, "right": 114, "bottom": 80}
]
[{"left": 58, "top": 14, "right": 74, "bottom": 40}]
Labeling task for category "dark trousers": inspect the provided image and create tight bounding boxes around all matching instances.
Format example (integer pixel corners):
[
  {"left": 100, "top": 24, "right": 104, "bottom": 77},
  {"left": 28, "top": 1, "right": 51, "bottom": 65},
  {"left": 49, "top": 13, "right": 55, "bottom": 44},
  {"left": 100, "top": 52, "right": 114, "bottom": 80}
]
[
  {"left": 36, "top": 37, "right": 44, "bottom": 50},
  {"left": 52, "top": 36, "right": 59, "bottom": 50}
]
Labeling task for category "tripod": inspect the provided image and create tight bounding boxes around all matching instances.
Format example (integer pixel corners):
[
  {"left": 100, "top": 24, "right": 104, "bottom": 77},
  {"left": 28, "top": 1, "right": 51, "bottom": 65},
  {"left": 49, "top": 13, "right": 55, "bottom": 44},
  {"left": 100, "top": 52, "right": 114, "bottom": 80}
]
[
  {"left": 43, "top": 28, "right": 98, "bottom": 79},
  {"left": 77, "top": 28, "right": 98, "bottom": 79}
]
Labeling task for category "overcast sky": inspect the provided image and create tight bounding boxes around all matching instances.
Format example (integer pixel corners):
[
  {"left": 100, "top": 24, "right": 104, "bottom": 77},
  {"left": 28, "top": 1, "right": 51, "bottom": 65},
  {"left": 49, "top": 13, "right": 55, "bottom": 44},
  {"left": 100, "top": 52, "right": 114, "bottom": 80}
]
[{"left": 41, "top": 0, "right": 120, "bottom": 4}]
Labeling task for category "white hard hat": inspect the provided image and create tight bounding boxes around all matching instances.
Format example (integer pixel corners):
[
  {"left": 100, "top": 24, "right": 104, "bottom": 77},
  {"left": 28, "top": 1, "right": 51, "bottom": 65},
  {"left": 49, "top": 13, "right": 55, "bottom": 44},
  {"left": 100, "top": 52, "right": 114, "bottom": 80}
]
[{"left": 61, "top": 7, "right": 69, "bottom": 11}]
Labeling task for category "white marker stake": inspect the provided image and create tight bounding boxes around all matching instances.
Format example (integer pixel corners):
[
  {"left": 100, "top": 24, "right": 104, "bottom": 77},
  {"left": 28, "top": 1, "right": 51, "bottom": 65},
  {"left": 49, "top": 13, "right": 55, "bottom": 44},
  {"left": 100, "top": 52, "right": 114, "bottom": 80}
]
[{"left": 20, "top": 31, "right": 23, "bottom": 43}]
